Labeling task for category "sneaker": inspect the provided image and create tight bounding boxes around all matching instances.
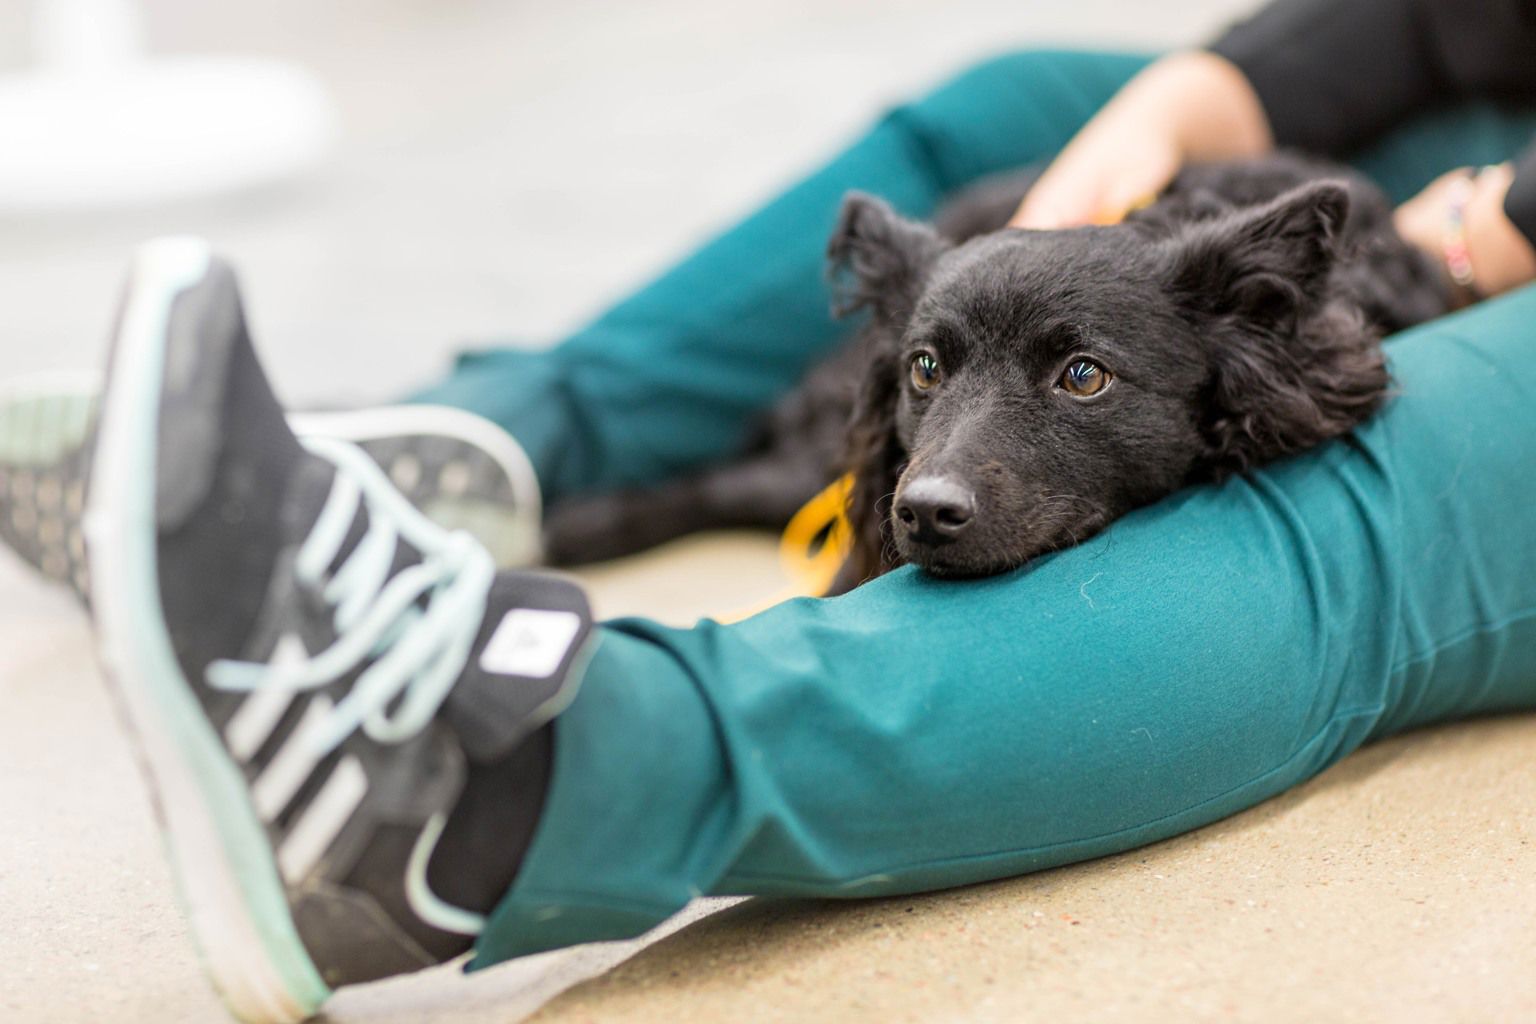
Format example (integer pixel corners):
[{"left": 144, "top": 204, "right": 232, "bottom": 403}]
[
  {"left": 0, "top": 377, "right": 542, "bottom": 598},
  {"left": 86, "top": 237, "right": 595, "bottom": 1022}
]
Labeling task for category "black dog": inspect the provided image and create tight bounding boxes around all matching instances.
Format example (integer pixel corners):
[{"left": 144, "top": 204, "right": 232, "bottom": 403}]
[{"left": 544, "top": 155, "right": 1450, "bottom": 589}]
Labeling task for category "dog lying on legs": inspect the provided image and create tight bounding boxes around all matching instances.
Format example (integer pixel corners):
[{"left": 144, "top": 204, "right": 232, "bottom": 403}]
[{"left": 543, "top": 155, "right": 1451, "bottom": 591}]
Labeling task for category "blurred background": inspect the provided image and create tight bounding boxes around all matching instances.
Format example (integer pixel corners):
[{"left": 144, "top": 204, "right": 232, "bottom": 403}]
[{"left": 0, "top": 0, "right": 1253, "bottom": 408}]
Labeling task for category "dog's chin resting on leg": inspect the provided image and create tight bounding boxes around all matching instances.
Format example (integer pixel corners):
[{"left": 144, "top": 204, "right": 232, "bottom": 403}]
[
  {"left": 542, "top": 154, "right": 1449, "bottom": 591},
  {"left": 831, "top": 157, "right": 1448, "bottom": 590}
]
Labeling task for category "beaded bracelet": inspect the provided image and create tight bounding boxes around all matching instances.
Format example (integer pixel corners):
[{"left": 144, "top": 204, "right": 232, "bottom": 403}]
[{"left": 1443, "top": 174, "right": 1477, "bottom": 291}]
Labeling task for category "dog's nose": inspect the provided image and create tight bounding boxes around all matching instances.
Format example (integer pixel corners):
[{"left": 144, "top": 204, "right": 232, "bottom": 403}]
[{"left": 895, "top": 476, "right": 975, "bottom": 544}]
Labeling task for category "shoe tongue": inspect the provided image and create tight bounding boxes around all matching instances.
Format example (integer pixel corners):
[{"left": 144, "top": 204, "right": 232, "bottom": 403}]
[
  {"left": 287, "top": 453, "right": 425, "bottom": 578},
  {"left": 269, "top": 452, "right": 594, "bottom": 762},
  {"left": 442, "top": 571, "right": 594, "bottom": 763},
  {"left": 248, "top": 452, "right": 429, "bottom": 663}
]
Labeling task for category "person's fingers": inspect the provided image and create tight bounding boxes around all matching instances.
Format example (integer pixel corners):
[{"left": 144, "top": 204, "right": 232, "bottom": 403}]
[
  {"left": 1474, "top": 161, "right": 1514, "bottom": 196},
  {"left": 1010, "top": 146, "right": 1116, "bottom": 228},
  {"left": 1010, "top": 134, "right": 1180, "bottom": 230},
  {"left": 1010, "top": 178, "right": 1101, "bottom": 230},
  {"left": 1096, "top": 150, "right": 1179, "bottom": 222},
  {"left": 1392, "top": 167, "right": 1474, "bottom": 255},
  {"left": 1463, "top": 162, "right": 1535, "bottom": 297},
  {"left": 1008, "top": 127, "right": 1111, "bottom": 228},
  {"left": 1010, "top": 165, "right": 1170, "bottom": 229}
]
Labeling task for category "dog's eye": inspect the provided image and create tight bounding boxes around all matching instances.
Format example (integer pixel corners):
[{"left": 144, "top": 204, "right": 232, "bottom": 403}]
[
  {"left": 1060, "top": 359, "right": 1110, "bottom": 398},
  {"left": 910, "top": 352, "right": 942, "bottom": 392}
]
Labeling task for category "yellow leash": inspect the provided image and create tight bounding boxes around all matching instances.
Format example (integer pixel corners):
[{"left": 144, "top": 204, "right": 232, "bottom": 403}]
[
  {"left": 1091, "top": 193, "right": 1155, "bottom": 225},
  {"left": 778, "top": 472, "right": 855, "bottom": 594},
  {"left": 717, "top": 473, "right": 855, "bottom": 623}
]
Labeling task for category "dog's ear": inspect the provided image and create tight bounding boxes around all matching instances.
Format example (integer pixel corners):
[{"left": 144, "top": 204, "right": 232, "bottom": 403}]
[
  {"left": 1169, "top": 181, "right": 1350, "bottom": 330},
  {"left": 835, "top": 341, "right": 906, "bottom": 591},
  {"left": 828, "top": 192, "right": 947, "bottom": 326},
  {"left": 1169, "top": 182, "right": 1388, "bottom": 473},
  {"left": 824, "top": 192, "right": 941, "bottom": 592}
]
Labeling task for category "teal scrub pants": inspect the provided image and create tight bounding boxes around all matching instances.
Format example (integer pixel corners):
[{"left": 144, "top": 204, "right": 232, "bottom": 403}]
[{"left": 417, "top": 50, "right": 1536, "bottom": 967}]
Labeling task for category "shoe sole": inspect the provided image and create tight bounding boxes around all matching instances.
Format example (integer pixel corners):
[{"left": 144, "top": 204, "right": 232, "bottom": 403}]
[
  {"left": 0, "top": 372, "right": 99, "bottom": 466},
  {"left": 0, "top": 382, "right": 96, "bottom": 589},
  {"left": 85, "top": 238, "right": 331, "bottom": 1024}
]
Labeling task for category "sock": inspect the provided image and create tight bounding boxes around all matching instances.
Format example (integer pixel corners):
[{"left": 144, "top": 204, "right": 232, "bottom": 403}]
[{"left": 426, "top": 723, "right": 553, "bottom": 916}]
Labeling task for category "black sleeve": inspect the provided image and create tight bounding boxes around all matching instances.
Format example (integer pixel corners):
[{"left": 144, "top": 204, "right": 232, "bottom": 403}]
[
  {"left": 1508, "top": 141, "right": 1536, "bottom": 245},
  {"left": 1210, "top": 0, "right": 1536, "bottom": 242}
]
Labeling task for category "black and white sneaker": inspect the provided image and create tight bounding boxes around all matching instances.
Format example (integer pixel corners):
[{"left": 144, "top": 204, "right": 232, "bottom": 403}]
[
  {"left": 86, "top": 238, "right": 595, "bottom": 1023},
  {"left": 0, "top": 373, "right": 541, "bottom": 598}
]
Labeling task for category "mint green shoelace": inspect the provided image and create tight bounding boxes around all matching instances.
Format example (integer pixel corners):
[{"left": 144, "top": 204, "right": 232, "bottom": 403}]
[{"left": 205, "top": 435, "right": 495, "bottom": 756}]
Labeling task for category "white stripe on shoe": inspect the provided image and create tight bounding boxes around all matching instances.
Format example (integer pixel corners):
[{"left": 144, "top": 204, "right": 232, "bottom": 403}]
[
  {"left": 224, "top": 634, "right": 306, "bottom": 762},
  {"left": 251, "top": 696, "right": 335, "bottom": 822},
  {"left": 278, "top": 755, "right": 368, "bottom": 883}
]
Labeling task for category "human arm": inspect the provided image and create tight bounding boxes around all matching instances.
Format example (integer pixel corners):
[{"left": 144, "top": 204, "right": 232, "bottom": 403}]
[
  {"left": 1014, "top": 0, "right": 1536, "bottom": 238},
  {"left": 1393, "top": 162, "right": 1536, "bottom": 302}
]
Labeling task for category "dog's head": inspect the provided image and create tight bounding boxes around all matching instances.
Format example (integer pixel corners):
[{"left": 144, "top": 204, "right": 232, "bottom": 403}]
[{"left": 829, "top": 181, "right": 1387, "bottom": 582}]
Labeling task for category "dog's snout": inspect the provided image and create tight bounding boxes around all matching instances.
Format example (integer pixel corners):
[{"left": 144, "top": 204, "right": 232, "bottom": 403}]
[{"left": 895, "top": 476, "right": 976, "bottom": 545}]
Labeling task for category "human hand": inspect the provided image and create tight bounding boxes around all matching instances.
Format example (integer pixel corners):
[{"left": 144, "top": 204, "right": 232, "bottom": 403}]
[
  {"left": 1393, "top": 163, "right": 1536, "bottom": 304},
  {"left": 1010, "top": 52, "right": 1272, "bottom": 229}
]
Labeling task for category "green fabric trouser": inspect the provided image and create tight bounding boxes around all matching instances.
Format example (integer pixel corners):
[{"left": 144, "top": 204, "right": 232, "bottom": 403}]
[{"left": 415, "top": 50, "right": 1536, "bottom": 967}]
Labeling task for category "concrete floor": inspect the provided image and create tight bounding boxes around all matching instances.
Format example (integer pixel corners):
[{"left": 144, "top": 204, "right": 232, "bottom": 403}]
[
  {"left": 3, "top": 0, "right": 1535, "bottom": 1021},
  {"left": 6, "top": 537, "right": 1536, "bottom": 1024}
]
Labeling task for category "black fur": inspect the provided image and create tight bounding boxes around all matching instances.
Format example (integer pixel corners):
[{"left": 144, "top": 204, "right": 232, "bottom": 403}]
[{"left": 544, "top": 153, "right": 1450, "bottom": 587}]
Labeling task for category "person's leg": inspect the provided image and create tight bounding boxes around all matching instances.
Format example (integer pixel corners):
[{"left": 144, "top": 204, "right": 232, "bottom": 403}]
[
  {"left": 471, "top": 282, "right": 1536, "bottom": 965},
  {"left": 417, "top": 65, "right": 1536, "bottom": 508},
  {"left": 413, "top": 51, "right": 1154, "bottom": 504}
]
